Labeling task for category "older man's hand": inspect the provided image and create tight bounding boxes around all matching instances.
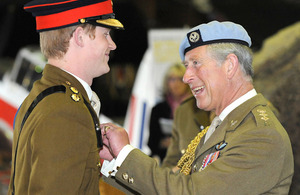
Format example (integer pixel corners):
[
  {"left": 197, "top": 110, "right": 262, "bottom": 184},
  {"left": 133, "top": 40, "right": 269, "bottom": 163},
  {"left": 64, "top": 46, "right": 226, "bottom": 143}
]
[{"left": 99, "top": 123, "right": 130, "bottom": 161}]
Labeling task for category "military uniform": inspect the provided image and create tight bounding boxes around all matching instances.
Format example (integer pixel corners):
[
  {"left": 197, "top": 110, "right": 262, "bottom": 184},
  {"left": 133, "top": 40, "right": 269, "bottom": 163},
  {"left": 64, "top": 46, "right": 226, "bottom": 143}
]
[
  {"left": 104, "top": 94, "right": 294, "bottom": 194},
  {"left": 8, "top": 64, "right": 100, "bottom": 195},
  {"left": 161, "top": 96, "right": 210, "bottom": 168}
]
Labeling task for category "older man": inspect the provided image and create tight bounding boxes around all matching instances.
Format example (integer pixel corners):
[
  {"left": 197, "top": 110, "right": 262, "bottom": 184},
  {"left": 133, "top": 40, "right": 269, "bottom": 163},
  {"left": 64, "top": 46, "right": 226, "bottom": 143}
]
[{"left": 100, "top": 21, "right": 294, "bottom": 194}]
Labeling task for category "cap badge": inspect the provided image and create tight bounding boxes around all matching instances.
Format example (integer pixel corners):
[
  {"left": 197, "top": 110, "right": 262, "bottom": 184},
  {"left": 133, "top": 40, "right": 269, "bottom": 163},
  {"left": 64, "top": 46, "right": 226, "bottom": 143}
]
[
  {"left": 189, "top": 32, "right": 200, "bottom": 43},
  {"left": 80, "top": 19, "right": 86, "bottom": 24}
]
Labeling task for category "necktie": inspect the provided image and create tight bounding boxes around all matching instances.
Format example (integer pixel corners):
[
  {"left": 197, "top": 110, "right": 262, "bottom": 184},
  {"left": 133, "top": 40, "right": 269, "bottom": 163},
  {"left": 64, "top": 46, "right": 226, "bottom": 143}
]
[
  {"left": 91, "top": 91, "right": 101, "bottom": 117},
  {"left": 204, "top": 116, "right": 221, "bottom": 143}
]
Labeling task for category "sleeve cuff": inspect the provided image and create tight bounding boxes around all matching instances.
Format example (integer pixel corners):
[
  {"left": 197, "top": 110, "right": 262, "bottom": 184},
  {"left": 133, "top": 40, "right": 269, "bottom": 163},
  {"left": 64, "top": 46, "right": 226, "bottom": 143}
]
[{"left": 101, "top": 144, "right": 135, "bottom": 177}]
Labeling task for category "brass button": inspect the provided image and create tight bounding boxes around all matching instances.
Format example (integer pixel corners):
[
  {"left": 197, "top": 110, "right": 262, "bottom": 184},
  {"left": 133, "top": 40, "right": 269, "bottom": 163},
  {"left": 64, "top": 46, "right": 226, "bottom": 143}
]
[
  {"left": 122, "top": 173, "right": 129, "bottom": 180},
  {"left": 71, "top": 94, "right": 80, "bottom": 102},
  {"left": 181, "top": 149, "right": 185, "bottom": 154},
  {"left": 128, "top": 177, "right": 134, "bottom": 184},
  {"left": 97, "top": 162, "right": 101, "bottom": 167},
  {"left": 97, "top": 162, "right": 101, "bottom": 175},
  {"left": 70, "top": 87, "right": 79, "bottom": 94},
  {"left": 193, "top": 164, "right": 197, "bottom": 172},
  {"left": 65, "top": 81, "right": 71, "bottom": 85}
]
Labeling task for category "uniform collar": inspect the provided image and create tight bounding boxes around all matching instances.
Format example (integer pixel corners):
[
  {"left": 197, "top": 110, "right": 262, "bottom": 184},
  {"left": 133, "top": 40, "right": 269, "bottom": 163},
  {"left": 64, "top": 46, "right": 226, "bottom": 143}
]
[
  {"left": 62, "top": 69, "right": 93, "bottom": 101},
  {"left": 219, "top": 89, "right": 257, "bottom": 121}
]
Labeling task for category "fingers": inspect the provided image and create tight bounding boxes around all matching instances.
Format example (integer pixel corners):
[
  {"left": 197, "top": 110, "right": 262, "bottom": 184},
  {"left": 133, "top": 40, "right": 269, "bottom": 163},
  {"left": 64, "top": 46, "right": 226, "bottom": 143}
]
[
  {"left": 101, "top": 123, "right": 111, "bottom": 136},
  {"left": 103, "top": 126, "right": 110, "bottom": 136},
  {"left": 99, "top": 122, "right": 130, "bottom": 158},
  {"left": 99, "top": 139, "right": 116, "bottom": 160},
  {"left": 99, "top": 146, "right": 114, "bottom": 161},
  {"left": 100, "top": 122, "right": 118, "bottom": 129},
  {"left": 100, "top": 123, "right": 116, "bottom": 136},
  {"left": 100, "top": 122, "right": 122, "bottom": 137},
  {"left": 99, "top": 134, "right": 114, "bottom": 161}
]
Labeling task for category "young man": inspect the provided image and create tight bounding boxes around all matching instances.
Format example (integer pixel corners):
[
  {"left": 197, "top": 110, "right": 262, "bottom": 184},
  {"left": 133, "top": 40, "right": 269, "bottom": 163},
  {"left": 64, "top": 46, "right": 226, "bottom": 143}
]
[
  {"left": 8, "top": 0, "right": 123, "bottom": 194},
  {"left": 99, "top": 21, "right": 294, "bottom": 194}
]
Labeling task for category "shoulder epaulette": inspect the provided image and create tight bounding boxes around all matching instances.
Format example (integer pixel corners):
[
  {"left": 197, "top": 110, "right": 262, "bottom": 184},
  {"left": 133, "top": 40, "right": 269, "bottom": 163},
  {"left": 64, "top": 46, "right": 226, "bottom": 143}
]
[
  {"left": 252, "top": 105, "right": 272, "bottom": 127},
  {"left": 63, "top": 81, "right": 83, "bottom": 103}
]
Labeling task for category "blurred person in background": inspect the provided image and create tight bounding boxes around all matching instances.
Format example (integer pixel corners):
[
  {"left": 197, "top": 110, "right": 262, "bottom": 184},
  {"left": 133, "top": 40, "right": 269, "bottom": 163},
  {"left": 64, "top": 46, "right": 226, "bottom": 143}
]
[
  {"left": 148, "top": 63, "right": 191, "bottom": 164},
  {"left": 161, "top": 96, "right": 211, "bottom": 168}
]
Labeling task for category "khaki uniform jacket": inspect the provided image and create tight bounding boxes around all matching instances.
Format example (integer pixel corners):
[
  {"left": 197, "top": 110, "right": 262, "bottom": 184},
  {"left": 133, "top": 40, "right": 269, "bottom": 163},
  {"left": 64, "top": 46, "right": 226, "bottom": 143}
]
[
  {"left": 8, "top": 64, "right": 100, "bottom": 195},
  {"left": 104, "top": 94, "right": 294, "bottom": 195},
  {"left": 162, "top": 97, "right": 210, "bottom": 168}
]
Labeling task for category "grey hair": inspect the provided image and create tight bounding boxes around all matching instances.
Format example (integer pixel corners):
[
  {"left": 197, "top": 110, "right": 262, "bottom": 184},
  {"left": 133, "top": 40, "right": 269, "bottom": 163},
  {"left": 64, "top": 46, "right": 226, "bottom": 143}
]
[{"left": 206, "top": 43, "right": 254, "bottom": 81}]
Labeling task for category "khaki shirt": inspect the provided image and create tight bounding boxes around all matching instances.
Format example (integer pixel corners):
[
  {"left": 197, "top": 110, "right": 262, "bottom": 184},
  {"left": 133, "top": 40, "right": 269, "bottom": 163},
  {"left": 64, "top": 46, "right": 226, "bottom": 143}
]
[
  {"left": 104, "top": 94, "right": 294, "bottom": 195},
  {"left": 8, "top": 64, "right": 100, "bottom": 195}
]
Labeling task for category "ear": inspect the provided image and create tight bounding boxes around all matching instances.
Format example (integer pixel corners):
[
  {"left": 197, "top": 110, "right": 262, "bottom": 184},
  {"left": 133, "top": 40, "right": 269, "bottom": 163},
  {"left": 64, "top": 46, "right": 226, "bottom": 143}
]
[
  {"left": 72, "top": 27, "right": 85, "bottom": 47},
  {"left": 224, "top": 53, "right": 239, "bottom": 79}
]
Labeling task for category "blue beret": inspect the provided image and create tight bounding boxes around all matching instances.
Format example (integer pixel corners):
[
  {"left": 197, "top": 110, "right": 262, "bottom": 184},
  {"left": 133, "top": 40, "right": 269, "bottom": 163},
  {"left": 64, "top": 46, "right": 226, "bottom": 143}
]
[{"left": 179, "top": 21, "right": 251, "bottom": 61}]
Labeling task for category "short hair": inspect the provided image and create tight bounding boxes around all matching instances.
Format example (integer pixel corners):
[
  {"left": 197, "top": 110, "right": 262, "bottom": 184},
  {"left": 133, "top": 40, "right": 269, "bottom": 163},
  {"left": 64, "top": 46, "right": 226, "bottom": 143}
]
[
  {"left": 40, "top": 24, "right": 96, "bottom": 59},
  {"left": 206, "top": 43, "right": 254, "bottom": 81}
]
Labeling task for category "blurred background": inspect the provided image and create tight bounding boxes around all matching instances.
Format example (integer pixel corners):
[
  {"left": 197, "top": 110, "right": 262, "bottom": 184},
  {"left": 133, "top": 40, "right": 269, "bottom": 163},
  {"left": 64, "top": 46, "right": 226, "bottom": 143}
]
[
  {"left": 0, "top": 0, "right": 299, "bottom": 194},
  {"left": 0, "top": 0, "right": 299, "bottom": 117}
]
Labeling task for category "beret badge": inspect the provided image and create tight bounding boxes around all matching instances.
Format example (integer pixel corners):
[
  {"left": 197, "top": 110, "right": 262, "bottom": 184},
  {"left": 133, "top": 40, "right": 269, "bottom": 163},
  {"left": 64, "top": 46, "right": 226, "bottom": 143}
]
[
  {"left": 189, "top": 31, "right": 200, "bottom": 43},
  {"left": 179, "top": 21, "right": 251, "bottom": 61}
]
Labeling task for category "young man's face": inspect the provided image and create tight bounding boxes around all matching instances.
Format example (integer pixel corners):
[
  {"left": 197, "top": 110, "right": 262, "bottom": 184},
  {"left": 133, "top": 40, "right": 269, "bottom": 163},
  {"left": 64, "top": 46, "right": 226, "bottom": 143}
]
[{"left": 85, "top": 26, "right": 116, "bottom": 78}]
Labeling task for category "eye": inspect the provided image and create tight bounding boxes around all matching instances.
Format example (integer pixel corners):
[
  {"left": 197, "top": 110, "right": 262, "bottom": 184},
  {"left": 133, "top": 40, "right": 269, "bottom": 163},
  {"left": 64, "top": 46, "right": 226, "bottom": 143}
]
[
  {"left": 192, "top": 60, "right": 199, "bottom": 66},
  {"left": 104, "top": 32, "right": 110, "bottom": 37}
]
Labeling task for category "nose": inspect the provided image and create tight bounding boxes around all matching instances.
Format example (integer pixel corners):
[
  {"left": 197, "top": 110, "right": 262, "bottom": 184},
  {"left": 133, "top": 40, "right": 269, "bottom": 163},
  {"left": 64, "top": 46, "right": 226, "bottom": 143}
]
[
  {"left": 108, "top": 36, "right": 117, "bottom": 50},
  {"left": 183, "top": 67, "right": 193, "bottom": 84}
]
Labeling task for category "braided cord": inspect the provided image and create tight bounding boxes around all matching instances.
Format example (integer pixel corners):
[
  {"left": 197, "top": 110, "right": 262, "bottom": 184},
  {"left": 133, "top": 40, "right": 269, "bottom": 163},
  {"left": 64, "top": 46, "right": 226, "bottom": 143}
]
[{"left": 177, "top": 126, "right": 209, "bottom": 175}]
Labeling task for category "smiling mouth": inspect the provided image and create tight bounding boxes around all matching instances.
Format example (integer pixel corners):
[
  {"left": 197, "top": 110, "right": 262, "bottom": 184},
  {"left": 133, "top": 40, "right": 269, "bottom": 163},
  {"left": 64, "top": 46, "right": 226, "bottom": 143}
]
[{"left": 192, "top": 86, "right": 205, "bottom": 95}]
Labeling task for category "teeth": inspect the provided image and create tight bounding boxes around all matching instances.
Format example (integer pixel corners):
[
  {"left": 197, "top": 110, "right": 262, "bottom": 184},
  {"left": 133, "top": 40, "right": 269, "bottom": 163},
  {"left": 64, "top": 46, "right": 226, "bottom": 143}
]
[{"left": 193, "top": 86, "right": 204, "bottom": 93}]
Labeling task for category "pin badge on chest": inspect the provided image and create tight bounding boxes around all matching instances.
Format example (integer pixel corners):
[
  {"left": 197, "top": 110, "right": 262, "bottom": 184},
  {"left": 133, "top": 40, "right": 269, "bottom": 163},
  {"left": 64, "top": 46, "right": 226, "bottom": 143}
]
[{"left": 215, "top": 141, "right": 227, "bottom": 151}]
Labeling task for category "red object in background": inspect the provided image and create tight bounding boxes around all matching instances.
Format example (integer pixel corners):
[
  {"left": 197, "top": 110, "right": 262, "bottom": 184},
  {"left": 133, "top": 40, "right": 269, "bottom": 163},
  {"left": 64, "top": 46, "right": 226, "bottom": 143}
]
[
  {"left": 0, "top": 169, "right": 10, "bottom": 185},
  {"left": 0, "top": 98, "right": 18, "bottom": 130}
]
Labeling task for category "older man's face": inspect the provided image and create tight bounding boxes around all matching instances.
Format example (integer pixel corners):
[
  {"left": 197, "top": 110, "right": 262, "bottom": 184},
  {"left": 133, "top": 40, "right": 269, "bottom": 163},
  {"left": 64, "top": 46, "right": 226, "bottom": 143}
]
[{"left": 182, "top": 45, "right": 228, "bottom": 114}]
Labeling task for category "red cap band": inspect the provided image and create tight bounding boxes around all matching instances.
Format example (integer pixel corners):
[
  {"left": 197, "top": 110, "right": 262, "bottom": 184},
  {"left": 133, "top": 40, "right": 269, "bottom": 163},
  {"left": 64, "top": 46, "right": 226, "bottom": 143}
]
[{"left": 35, "top": 1, "right": 112, "bottom": 31}]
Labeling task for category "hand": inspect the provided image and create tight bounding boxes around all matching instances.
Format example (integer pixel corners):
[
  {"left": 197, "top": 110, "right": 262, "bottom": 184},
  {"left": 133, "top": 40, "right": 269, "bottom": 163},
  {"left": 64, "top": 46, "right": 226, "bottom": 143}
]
[
  {"left": 99, "top": 132, "right": 114, "bottom": 161},
  {"left": 99, "top": 123, "right": 130, "bottom": 161},
  {"left": 160, "top": 137, "right": 171, "bottom": 149},
  {"left": 172, "top": 166, "right": 180, "bottom": 173}
]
